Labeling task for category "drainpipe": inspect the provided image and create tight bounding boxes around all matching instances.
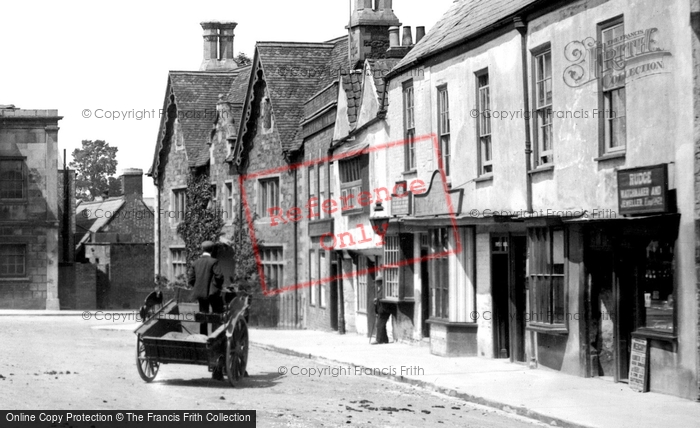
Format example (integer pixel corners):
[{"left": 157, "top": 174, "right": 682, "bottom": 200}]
[
  {"left": 157, "top": 182, "right": 161, "bottom": 279},
  {"left": 515, "top": 17, "right": 533, "bottom": 213},
  {"left": 294, "top": 167, "right": 299, "bottom": 328},
  {"left": 515, "top": 16, "right": 537, "bottom": 369}
]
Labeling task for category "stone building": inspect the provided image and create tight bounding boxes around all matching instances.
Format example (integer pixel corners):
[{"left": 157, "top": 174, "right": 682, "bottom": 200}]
[
  {"left": 74, "top": 169, "right": 155, "bottom": 309},
  {"left": 367, "top": 0, "right": 699, "bottom": 401},
  {"left": 0, "top": 106, "right": 62, "bottom": 309}
]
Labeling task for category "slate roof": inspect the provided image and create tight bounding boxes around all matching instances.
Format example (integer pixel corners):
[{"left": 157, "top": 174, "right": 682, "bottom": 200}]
[
  {"left": 367, "top": 59, "right": 400, "bottom": 111},
  {"left": 341, "top": 71, "right": 363, "bottom": 131},
  {"left": 148, "top": 70, "right": 242, "bottom": 180},
  {"left": 168, "top": 71, "right": 238, "bottom": 167},
  {"left": 75, "top": 197, "right": 125, "bottom": 248},
  {"left": 255, "top": 42, "right": 340, "bottom": 154},
  {"left": 391, "top": 0, "right": 540, "bottom": 76}
]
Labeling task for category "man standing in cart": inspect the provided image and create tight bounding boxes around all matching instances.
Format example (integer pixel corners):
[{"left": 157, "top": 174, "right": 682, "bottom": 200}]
[{"left": 187, "top": 240, "right": 225, "bottom": 335}]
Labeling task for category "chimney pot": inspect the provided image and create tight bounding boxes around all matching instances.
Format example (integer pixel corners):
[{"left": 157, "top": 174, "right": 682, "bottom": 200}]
[
  {"left": 218, "top": 22, "right": 237, "bottom": 61},
  {"left": 402, "top": 26, "right": 413, "bottom": 47},
  {"left": 200, "top": 22, "right": 218, "bottom": 61},
  {"left": 416, "top": 26, "right": 426, "bottom": 44},
  {"left": 388, "top": 26, "right": 400, "bottom": 48}
]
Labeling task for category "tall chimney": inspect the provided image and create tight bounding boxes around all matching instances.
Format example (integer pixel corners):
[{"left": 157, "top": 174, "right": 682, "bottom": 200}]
[
  {"left": 388, "top": 26, "right": 400, "bottom": 48},
  {"left": 218, "top": 22, "right": 237, "bottom": 60},
  {"left": 416, "top": 26, "right": 426, "bottom": 44},
  {"left": 199, "top": 21, "right": 238, "bottom": 71},
  {"left": 121, "top": 168, "right": 143, "bottom": 199},
  {"left": 380, "top": 0, "right": 393, "bottom": 10},
  {"left": 402, "top": 26, "right": 413, "bottom": 47},
  {"left": 201, "top": 22, "right": 218, "bottom": 62}
]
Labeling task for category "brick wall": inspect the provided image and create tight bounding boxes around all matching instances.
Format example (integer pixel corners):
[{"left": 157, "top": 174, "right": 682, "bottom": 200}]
[
  {"left": 100, "top": 243, "right": 155, "bottom": 309},
  {"left": 102, "top": 196, "right": 154, "bottom": 243}
]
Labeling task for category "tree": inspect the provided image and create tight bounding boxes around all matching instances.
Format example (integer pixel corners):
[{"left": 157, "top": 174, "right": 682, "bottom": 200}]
[
  {"left": 108, "top": 177, "right": 123, "bottom": 197},
  {"left": 176, "top": 172, "right": 225, "bottom": 266},
  {"left": 236, "top": 52, "right": 253, "bottom": 66},
  {"left": 69, "top": 140, "right": 118, "bottom": 201}
]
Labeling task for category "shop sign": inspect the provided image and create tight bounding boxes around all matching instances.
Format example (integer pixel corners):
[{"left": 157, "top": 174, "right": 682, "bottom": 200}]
[
  {"left": 391, "top": 181, "right": 411, "bottom": 216},
  {"left": 413, "top": 171, "right": 463, "bottom": 218},
  {"left": 617, "top": 164, "right": 668, "bottom": 215},
  {"left": 564, "top": 27, "right": 672, "bottom": 90},
  {"left": 629, "top": 337, "right": 649, "bottom": 393}
]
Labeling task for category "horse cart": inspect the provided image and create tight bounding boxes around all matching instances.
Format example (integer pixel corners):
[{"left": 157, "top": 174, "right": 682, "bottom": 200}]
[{"left": 134, "top": 289, "right": 250, "bottom": 387}]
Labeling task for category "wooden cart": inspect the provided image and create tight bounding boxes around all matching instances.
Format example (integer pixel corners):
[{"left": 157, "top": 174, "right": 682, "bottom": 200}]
[{"left": 134, "top": 289, "right": 250, "bottom": 387}]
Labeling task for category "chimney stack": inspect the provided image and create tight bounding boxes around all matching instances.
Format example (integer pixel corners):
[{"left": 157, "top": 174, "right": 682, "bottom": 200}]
[
  {"left": 121, "top": 168, "right": 143, "bottom": 199},
  {"left": 199, "top": 21, "right": 239, "bottom": 71},
  {"left": 416, "top": 26, "right": 426, "bottom": 44},
  {"left": 402, "top": 26, "right": 413, "bottom": 47},
  {"left": 388, "top": 26, "right": 400, "bottom": 48}
]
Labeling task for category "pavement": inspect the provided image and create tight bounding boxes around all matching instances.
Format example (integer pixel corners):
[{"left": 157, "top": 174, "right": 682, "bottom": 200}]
[
  {"left": 3, "top": 310, "right": 698, "bottom": 428},
  {"left": 248, "top": 328, "right": 700, "bottom": 428}
]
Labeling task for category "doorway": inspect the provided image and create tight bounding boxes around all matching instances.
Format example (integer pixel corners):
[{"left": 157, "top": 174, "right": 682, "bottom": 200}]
[
  {"left": 588, "top": 249, "right": 638, "bottom": 382},
  {"left": 330, "top": 253, "right": 338, "bottom": 331},
  {"left": 420, "top": 234, "right": 430, "bottom": 338},
  {"left": 491, "top": 235, "right": 527, "bottom": 362}
]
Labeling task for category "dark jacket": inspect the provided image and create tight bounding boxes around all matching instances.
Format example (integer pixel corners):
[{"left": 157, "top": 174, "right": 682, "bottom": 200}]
[{"left": 187, "top": 254, "right": 224, "bottom": 300}]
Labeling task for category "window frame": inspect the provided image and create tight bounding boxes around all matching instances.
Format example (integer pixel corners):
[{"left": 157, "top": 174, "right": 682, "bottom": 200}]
[
  {"left": 0, "top": 244, "right": 27, "bottom": 278},
  {"left": 261, "top": 246, "right": 284, "bottom": 290},
  {"left": 225, "top": 181, "right": 235, "bottom": 223},
  {"left": 169, "top": 247, "right": 187, "bottom": 280},
  {"left": 437, "top": 85, "right": 450, "bottom": 177},
  {"left": 403, "top": 80, "right": 416, "bottom": 172},
  {"left": 171, "top": 187, "right": 187, "bottom": 226},
  {"left": 475, "top": 70, "right": 492, "bottom": 176},
  {"left": 429, "top": 228, "right": 450, "bottom": 319},
  {"left": 258, "top": 176, "right": 280, "bottom": 219},
  {"left": 532, "top": 45, "right": 553, "bottom": 166},
  {"left": 597, "top": 16, "right": 627, "bottom": 156},
  {"left": 338, "top": 155, "right": 368, "bottom": 216},
  {"left": 526, "top": 227, "right": 568, "bottom": 332},
  {"left": 0, "top": 158, "right": 27, "bottom": 200},
  {"left": 357, "top": 256, "right": 368, "bottom": 313},
  {"left": 309, "top": 248, "right": 317, "bottom": 307}
]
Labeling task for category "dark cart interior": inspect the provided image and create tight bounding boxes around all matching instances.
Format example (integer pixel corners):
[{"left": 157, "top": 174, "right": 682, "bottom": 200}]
[{"left": 134, "top": 291, "right": 249, "bottom": 387}]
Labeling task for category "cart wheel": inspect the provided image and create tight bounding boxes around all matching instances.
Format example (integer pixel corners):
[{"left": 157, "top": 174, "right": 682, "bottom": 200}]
[
  {"left": 136, "top": 335, "right": 159, "bottom": 382},
  {"left": 226, "top": 318, "right": 248, "bottom": 386}
]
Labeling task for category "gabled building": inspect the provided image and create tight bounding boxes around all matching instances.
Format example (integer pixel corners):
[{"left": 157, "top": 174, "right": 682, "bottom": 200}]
[
  {"left": 0, "top": 106, "right": 62, "bottom": 309},
  {"left": 74, "top": 169, "right": 155, "bottom": 309},
  {"left": 148, "top": 21, "right": 245, "bottom": 303}
]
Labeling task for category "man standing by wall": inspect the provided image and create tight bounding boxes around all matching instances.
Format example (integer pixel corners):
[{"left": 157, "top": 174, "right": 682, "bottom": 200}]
[{"left": 372, "top": 275, "right": 394, "bottom": 344}]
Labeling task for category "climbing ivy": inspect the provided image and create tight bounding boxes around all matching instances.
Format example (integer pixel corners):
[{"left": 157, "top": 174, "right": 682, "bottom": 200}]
[{"left": 177, "top": 171, "right": 225, "bottom": 267}]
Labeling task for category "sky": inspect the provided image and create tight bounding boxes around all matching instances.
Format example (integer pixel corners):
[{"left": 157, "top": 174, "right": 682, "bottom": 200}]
[{"left": 0, "top": 0, "right": 455, "bottom": 198}]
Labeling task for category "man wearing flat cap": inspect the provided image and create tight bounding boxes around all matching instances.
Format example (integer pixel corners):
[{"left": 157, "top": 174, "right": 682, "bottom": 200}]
[
  {"left": 372, "top": 274, "right": 392, "bottom": 344},
  {"left": 187, "top": 240, "right": 224, "bottom": 335}
]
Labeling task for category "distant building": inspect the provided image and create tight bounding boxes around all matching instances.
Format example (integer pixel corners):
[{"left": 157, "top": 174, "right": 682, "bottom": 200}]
[
  {"left": 75, "top": 169, "right": 155, "bottom": 309},
  {"left": 0, "top": 106, "right": 62, "bottom": 309}
]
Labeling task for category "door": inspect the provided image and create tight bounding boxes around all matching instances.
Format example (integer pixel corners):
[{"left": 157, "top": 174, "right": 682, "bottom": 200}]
[
  {"left": 330, "top": 253, "right": 338, "bottom": 331},
  {"left": 420, "top": 247, "right": 430, "bottom": 338},
  {"left": 492, "top": 236, "right": 510, "bottom": 358},
  {"left": 509, "top": 236, "right": 527, "bottom": 363},
  {"left": 366, "top": 258, "right": 376, "bottom": 337}
]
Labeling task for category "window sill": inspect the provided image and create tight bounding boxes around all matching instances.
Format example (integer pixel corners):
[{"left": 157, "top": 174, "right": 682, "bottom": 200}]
[
  {"left": 341, "top": 208, "right": 366, "bottom": 216},
  {"left": 474, "top": 174, "right": 493, "bottom": 183},
  {"left": 526, "top": 323, "right": 568, "bottom": 335},
  {"left": 528, "top": 164, "right": 554, "bottom": 175},
  {"left": 0, "top": 277, "right": 30, "bottom": 282},
  {"left": 426, "top": 318, "right": 478, "bottom": 328},
  {"left": 594, "top": 152, "right": 625, "bottom": 162},
  {"left": 632, "top": 328, "right": 677, "bottom": 343},
  {"left": 0, "top": 199, "right": 28, "bottom": 205},
  {"left": 402, "top": 169, "right": 417, "bottom": 176}
]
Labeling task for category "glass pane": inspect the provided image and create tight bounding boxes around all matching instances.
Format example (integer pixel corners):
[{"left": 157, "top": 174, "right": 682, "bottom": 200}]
[
  {"left": 552, "top": 276, "right": 566, "bottom": 324},
  {"left": 551, "top": 229, "right": 564, "bottom": 274}
]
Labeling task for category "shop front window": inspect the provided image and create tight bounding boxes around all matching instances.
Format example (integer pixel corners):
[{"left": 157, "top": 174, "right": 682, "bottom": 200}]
[
  {"left": 527, "top": 227, "right": 566, "bottom": 328},
  {"left": 641, "top": 239, "right": 674, "bottom": 333}
]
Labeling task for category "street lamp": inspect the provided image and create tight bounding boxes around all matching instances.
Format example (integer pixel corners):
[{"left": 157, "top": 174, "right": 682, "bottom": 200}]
[{"left": 369, "top": 201, "right": 391, "bottom": 233}]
